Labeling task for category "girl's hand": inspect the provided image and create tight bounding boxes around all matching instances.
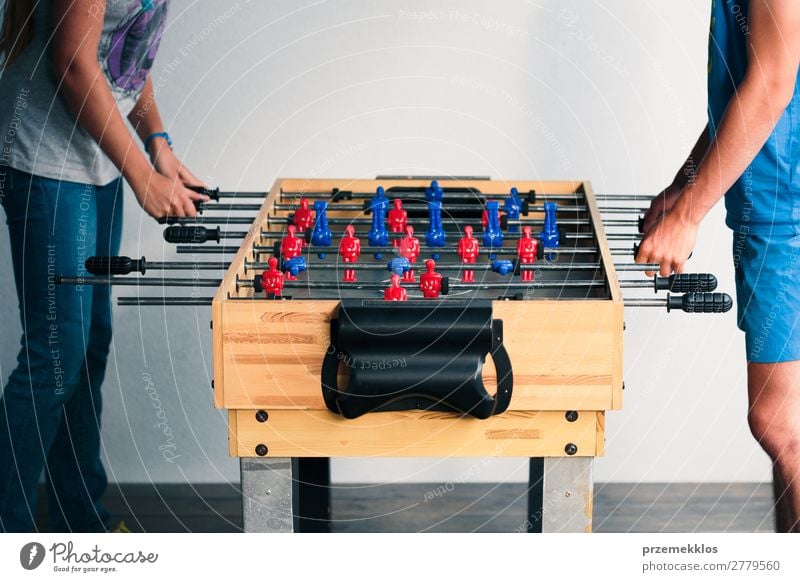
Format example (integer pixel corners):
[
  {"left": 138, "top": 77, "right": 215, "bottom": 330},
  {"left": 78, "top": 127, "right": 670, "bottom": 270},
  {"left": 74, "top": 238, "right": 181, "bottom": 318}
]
[
  {"left": 148, "top": 139, "right": 206, "bottom": 188},
  {"left": 131, "top": 169, "right": 208, "bottom": 219}
]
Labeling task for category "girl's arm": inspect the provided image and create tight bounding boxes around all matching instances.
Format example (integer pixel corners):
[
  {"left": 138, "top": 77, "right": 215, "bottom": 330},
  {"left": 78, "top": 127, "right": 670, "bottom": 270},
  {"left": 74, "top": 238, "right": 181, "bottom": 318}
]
[
  {"left": 128, "top": 77, "right": 205, "bottom": 188},
  {"left": 53, "top": 0, "right": 206, "bottom": 218},
  {"left": 637, "top": 0, "right": 800, "bottom": 276}
]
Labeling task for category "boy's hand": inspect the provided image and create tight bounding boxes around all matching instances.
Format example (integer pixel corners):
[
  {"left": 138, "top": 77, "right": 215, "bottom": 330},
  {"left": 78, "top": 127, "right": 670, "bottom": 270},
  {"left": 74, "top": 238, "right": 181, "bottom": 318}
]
[
  {"left": 636, "top": 195, "right": 699, "bottom": 276},
  {"left": 642, "top": 182, "right": 682, "bottom": 233}
]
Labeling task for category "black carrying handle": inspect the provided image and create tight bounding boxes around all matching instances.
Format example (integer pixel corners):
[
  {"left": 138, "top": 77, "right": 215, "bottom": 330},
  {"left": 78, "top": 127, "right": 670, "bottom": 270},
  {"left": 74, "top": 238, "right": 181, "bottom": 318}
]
[
  {"left": 654, "top": 273, "right": 717, "bottom": 292},
  {"left": 85, "top": 255, "right": 145, "bottom": 276},
  {"left": 321, "top": 307, "right": 513, "bottom": 420},
  {"left": 163, "top": 225, "right": 220, "bottom": 244},
  {"left": 667, "top": 292, "right": 733, "bottom": 313}
]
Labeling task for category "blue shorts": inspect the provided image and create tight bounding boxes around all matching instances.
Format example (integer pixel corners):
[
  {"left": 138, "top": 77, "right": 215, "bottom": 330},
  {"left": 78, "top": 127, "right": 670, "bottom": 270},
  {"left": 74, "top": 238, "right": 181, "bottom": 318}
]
[{"left": 733, "top": 230, "right": 800, "bottom": 363}]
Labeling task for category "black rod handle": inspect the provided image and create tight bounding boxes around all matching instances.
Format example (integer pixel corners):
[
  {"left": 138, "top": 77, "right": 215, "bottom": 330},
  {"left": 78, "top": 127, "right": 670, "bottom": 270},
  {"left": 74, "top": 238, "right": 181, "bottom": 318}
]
[
  {"left": 85, "top": 255, "right": 146, "bottom": 276},
  {"left": 667, "top": 292, "right": 732, "bottom": 313},
  {"left": 187, "top": 185, "right": 221, "bottom": 201},
  {"left": 655, "top": 273, "right": 718, "bottom": 293},
  {"left": 164, "top": 225, "right": 220, "bottom": 244}
]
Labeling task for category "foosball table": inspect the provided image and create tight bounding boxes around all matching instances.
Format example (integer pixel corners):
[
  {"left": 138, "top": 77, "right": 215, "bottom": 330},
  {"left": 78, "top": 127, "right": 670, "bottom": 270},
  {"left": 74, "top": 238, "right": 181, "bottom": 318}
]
[{"left": 58, "top": 176, "right": 732, "bottom": 532}]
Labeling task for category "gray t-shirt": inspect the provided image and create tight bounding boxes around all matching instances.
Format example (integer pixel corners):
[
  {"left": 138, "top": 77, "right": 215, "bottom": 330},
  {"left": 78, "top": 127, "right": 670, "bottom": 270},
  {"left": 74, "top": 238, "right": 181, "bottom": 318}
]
[{"left": 0, "top": 0, "right": 169, "bottom": 185}]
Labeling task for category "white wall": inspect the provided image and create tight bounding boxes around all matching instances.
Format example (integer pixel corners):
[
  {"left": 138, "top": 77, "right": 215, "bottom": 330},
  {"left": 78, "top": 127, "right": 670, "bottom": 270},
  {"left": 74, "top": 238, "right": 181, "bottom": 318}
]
[{"left": 0, "top": 0, "right": 770, "bottom": 484}]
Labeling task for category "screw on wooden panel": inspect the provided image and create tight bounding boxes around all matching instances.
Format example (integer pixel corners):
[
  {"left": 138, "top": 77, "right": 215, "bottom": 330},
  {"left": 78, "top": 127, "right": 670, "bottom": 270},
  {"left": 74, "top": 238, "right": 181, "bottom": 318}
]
[
  {"left": 564, "top": 443, "right": 577, "bottom": 456},
  {"left": 255, "top": 444, "right": 268, "bottom": 456},
  {"left": 623, "top": 322, "right": 627, "bottom": 331},
  {"left": 565, "top": 411, "right": 578, "bottom": 422},
  {"left": 255, "top": 410, "right": 269, "bottom": 423}
]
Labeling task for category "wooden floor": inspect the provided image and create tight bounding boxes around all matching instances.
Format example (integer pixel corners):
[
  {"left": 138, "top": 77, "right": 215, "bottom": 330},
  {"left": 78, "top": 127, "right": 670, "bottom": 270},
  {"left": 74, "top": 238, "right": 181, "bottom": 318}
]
[{"left": 35, "top": 482, "right": 774, "bottom": 533}]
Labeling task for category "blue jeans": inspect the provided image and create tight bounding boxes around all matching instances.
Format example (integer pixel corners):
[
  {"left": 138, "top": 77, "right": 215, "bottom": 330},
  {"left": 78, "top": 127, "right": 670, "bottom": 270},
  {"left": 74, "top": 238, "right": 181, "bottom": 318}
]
[{"left": 0, "top": 167, "right": 123, "bottom": 532}]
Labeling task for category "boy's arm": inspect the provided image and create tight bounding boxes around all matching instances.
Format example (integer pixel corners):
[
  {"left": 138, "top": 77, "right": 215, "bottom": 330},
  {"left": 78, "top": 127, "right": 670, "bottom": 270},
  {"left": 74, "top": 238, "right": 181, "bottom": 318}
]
[
  {"left": 642, "top": 125, "right": 710, "bottom": 232},
  {"left": 637, "top": 0, "right": 800, "bottom": 276}
]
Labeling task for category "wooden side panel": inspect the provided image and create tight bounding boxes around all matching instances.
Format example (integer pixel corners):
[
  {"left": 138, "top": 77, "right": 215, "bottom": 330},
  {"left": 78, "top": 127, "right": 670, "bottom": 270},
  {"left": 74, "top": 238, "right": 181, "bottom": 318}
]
[
  {"left": 595, "top": 412, "right": 605, "bottom": 456},
  {"left": 219, "top": 299, "right": 618, "bottom": 411},
  {"left": 583, "top": 181, "right": 625, "bottom": 410},
  {"left": 227, "top": 410, "right": 238, "bottom": 457},
  {"left": 212, "top": 180, "right": 280, "bottom": 406},
  {"left": 491, "top": 300, "right": 618, "bottom": 410},
  {"left": 220, "top": 300, "right": 338, "bottom": 409},
  {"left": 212, "top": 297, "right": 225, "bottom": 409},
  {"left": 232, "top": 409, "right": 599, "bottom": 458}
]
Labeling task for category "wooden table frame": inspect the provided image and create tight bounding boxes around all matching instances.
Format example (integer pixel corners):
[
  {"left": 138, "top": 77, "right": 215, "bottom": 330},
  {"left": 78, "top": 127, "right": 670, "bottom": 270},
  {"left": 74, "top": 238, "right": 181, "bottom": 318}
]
[{"left": 211, "top": 178, "right": 622, "bottom": 533}]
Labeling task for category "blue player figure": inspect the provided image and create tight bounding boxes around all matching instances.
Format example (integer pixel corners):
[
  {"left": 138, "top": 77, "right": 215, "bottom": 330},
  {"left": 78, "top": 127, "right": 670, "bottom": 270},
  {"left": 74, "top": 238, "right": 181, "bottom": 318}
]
[
  {"left": 425, "top": 201, "right": 446, "bottom": 260},
  {"left": 540, "top": 201, "right": 560, "bottom": 261},
  {"left": 425, "top": 180, "right": 444, "bottom": 203},
  {"left": 311, "top": 200, "right": 332, "bottom": 258},
  {"left": 368, "top": 188, "right": 390, "bottom": 259},
  {"left": 370, "top": 186, "right": 389, "bottom": 216},
  {"left": 483, "top": 200, "right": 503, "bottom": 260},
  {"left": 504, "top": 187, "right": 522, "bottom": 233}
]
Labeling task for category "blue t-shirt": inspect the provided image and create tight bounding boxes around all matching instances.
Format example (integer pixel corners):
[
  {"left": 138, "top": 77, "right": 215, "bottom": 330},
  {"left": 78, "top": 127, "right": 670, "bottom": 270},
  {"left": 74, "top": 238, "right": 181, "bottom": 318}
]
[{"left": 708, "top": 0, "right": 800, "bottom": 235}]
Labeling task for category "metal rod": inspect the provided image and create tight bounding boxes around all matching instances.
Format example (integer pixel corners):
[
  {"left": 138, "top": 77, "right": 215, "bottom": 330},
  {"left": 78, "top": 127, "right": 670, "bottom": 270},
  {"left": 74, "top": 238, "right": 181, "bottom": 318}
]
[
  {"left": 257, "top": 229, "right": 641, "bottom": 242},
  {"left": 237, "top": 279, "right": 606, "bottom": 291},
  {"left": 212, "top": 191, "right": 266, "bottom": 199},
  {"left": 623, "top": 298, "right": 668, "bottom": 307},
  {"left": 265, "top": 216, "right": 638, "bottom": 228},
  {"left": 140, "top": 261, "right": 230, "bottom": 271},
  {"left": 248, "top": 260, "right": 608, "bottom": 272},
  {"left": 251, "top": 244, "right": 632, "bottom": 257},
  {"left": 248, "top": 260, "right": 659, "bottom": 272},
  {"left": 55, "top": 276, "right": 221, "bottom": 287},
  {"left": 176, "top": 245, "right": 241, "bottom": 254},
  {"left": 279, "top": 190, "right": 653, "bottom": 202},
  {"left": 619, "top": 280, "right": 655, "bottom": 289},
  {"left": 198, "top": 203, "right": 264, "bottom": 212},
  {"left": 162, "top": 216, "right": 255, "bottom": 225},
  {"left": 118, "top": 297, "right": 214, "bottom": 306},
  {"left": 614, "top": 264, "right": 660, "bottom": 271},
  {"left": 268, "top": 202, "right": 648, "bottom": 214}
]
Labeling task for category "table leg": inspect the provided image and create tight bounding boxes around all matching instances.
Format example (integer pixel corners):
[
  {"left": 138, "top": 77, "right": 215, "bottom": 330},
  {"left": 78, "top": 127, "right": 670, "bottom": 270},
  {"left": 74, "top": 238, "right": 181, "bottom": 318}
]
[
  {"left": 241, "top": 457, "right": 295, "bottom": 532},
  {"left": 294, "top": 458, "right": 331, "bottom": 533},
  {"left": 527, "top": 457, "right": 593, "bottom": 533}
]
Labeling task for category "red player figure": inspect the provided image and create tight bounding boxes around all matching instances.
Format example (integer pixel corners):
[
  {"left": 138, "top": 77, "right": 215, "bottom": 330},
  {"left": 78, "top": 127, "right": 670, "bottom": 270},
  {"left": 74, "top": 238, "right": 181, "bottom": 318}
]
[
  {"left": 261, "top": 257, "right": 284, "bottom": 297},
  {"left": 457, "top": 225, "right": 480, "bottom": 283},
  {"left": 419, "top": 259, "right": 443, "bottom": 299},
  {"left": 338, "top": 225, "right": 361, "bottom": 282},
  {"left": 387, "top": 199, "right": 408, "bottom": 234},
  {"left": 481, "top": 200, "right": 497, "bottom": 229},
  {"left": 280, "top": 225, "right": 304, "bottom": 260},
  {"left": 293, "top": 198, "right": 314, "bottom": 232},
  {"left": 384, "top": 274, "right": 407, "bottom": 302},
  {"left": 517, "top": 225, "right": 539, "bottom": 282},
  {"left": 396, "top": 225, "right": 420, "bottom": 281}
]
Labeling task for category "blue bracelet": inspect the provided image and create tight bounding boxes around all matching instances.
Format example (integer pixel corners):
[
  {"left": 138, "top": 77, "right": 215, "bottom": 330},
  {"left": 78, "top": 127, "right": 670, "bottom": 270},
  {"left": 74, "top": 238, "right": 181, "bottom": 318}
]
[{"left": 144, "top": 131, "right": 173, "bottom": 151}]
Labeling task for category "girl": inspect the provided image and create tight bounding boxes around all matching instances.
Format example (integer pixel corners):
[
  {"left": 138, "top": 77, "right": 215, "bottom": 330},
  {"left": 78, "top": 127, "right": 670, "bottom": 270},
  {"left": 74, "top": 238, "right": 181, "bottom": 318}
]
[{"left": 0, "top": 0, "right": 207, "bottom": 532}]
